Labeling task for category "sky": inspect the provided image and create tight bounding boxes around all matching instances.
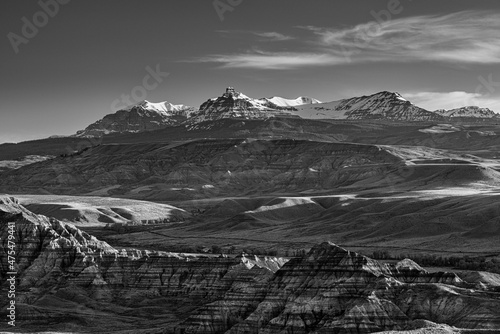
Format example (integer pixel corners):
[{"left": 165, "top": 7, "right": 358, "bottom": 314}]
[{"left": 1, "top": 0, "right": 500, "bottom": 143}]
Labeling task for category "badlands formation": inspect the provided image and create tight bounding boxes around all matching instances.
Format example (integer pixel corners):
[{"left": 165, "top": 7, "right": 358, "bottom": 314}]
[{"left": 1, "top": 196, "right": 500, "bottom": 333}]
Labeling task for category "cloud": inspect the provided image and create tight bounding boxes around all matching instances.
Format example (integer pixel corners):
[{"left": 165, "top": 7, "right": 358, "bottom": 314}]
[
  {"left": 197, "top": 11, "right": 500, "bottom": 69},
  {"left": 404, "top": 91, "right": 500, "bottom": 112},
  {"left": 215, "top": 30, "right": 293, "bottom": 41},
  {"left": 253, "top": 32, "right": 294, "bottom": 41},
  {"left": 308, "top": 11, "right": 500, "bottom": 64},
  {"left": 194, "top": 51, "right": 346, "bottom": 70}
]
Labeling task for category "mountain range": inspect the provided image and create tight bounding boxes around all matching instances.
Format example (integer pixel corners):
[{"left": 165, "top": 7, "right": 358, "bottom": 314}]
[
  {"left": 75, "top": 88, "right": 499, "bottom": 137},
  {"left": 435, "top": 106, "right": 497, "bottom": 118}
]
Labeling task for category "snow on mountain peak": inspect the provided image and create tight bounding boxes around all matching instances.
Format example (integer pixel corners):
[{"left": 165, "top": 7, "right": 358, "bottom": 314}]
[
  {"left": 75, "top": 99, "right": 195, "bottom": 137},
  {"left": 292, "top": 91, "right": 440, "bottom": 121},
  {"left": 372, "top": 91, "right": 407, "bottom": 101},
  {"left": 75, "top": 88, "right": 499, "bottom": 138},
  {"left": 263, "top": 96, "right": 322, "bottom": 107},
  {"left": 394, "top": 92, "right": 407, "bottom": 101},
  {"left": 435, "top": 106, "right": 498, "bottom": 118},
  {"left": 130, "top": 100, "right": 195, "bottom": 115},
  {"left": 187, "top": 87, "right": 304, "bottom": 123}
]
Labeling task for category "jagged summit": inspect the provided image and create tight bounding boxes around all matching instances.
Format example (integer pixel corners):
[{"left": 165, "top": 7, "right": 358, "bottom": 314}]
[
  {"left": 222, "top": 86, "right": 238, "bottom": 98},
  {"left": 187, "top": 87, "right": 298, "bottom": 123}
]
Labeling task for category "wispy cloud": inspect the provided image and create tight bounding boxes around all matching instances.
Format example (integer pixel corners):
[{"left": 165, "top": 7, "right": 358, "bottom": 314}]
[
  {"left": 215, "top": 30, "right": 293, "bottom": 41},
  {"left": 194, "top": 50, "right": 346, "bottom": 70},
  {"left": 253, "top": 32, "right": 294, "bottom": 41},
  {"left": 310, "top": 11, "right": 500, "bottom": 64},
  {"left": 404, "top": 91, "right": 500, "bottom": 112},
  {"left": 196, "top": 11, "right": 500, "bottom": 69}
]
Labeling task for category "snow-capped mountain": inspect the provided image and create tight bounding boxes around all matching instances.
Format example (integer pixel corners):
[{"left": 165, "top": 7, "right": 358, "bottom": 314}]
[
  {"left": 258, "top": 96, "right": 322, "bottom": 107},
  {"left": 75, "top": 88, "right": 498, "bottom": 138},
  {"left": 292, "top": 91, "right": 443, "bottom": 121},
  {"left": 76, "top": 100, "right": 195, "bottom": 137},
  {"left": 133, "top": 100, "right": 196, "bottom": 115},
  {"left": 188, "top": 87, "right": 299, "bottom": 123},
  {"left": 434, "top": 106, "right": 498, "bottom": 118}
]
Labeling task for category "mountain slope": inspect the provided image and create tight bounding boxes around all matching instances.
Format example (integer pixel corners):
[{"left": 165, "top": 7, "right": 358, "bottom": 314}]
[
  {"left": 76, "top": 100, "right": 195, "bottom": 137},
  {"left": 0, "top": 139, "right": 406, "bottom": 199},
  {"left": 293, "top": 91, "right": 444, "bottom": 121}
]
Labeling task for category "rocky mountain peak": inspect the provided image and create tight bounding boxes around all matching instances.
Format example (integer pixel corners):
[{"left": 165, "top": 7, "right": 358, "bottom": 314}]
[
  {"left": 374, "top": 90, "right": 403, "bottom": 98},
  {"left": 366, "top": 91, "right": 409, "bottom": 104},
  {"left": 222, "top": 86, "right": 239, "bottom": 98},
  {"left": 187, "top": 87, "right": 293, "bottom": 123}
]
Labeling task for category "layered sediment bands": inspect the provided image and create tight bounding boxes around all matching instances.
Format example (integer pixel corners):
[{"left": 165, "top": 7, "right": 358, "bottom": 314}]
[
  {"left": 0, "top": 139, "right": 404, "bottom": 198},
  {"left": 1, "top": 199, "right": 500, "bottom": 333},
  {"left": 179, "top": 242, "right": 500, "bottom": 334}
]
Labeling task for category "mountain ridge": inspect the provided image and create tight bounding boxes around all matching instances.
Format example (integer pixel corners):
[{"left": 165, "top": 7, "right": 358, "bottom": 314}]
[
  {"left": 75, "top": 100, "right": 196, "bottom": 137},
  {"left": 435, "top": 106, "right": 498, "bottom": 118},
  {"left": 74, "top": 88, "right": 498, "bottom": 138},
  {"left": 294, "top": 91, "right": 444, "bottom": 121}
]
